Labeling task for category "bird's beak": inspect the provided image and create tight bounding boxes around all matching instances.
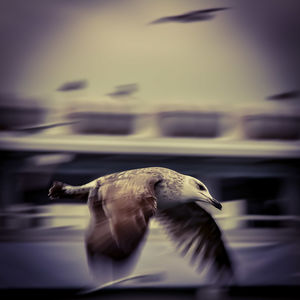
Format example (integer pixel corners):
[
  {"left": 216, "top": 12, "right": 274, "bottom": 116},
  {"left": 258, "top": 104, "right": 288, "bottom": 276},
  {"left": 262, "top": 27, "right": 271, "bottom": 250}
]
[
  {"left": 197, "top": 196, "right": 222, "bottom": 210},
  {"left": 210, "top": 197, "right": 222, "bottom": 210}
]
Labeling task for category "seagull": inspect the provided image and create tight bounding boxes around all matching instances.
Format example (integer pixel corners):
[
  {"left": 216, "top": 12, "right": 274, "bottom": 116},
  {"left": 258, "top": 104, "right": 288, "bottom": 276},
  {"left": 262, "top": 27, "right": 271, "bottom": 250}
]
[
  {"left": 149, "top": 7, "right": 230, "bottom": 25},
  {"left": 107, "top": 84, "right": 138, "bottom": 99},
  {"left": 13, "top": 121, "right": 78, "bottom": 134},
  {"left": 49, "top": 167, "right": 233, "bottom": 275},
  {"left": 57, "top": 80, "right": 87, "bottom": 92},
  {"left": 266, "top": 90, "right": 300, "bottom": 101}
]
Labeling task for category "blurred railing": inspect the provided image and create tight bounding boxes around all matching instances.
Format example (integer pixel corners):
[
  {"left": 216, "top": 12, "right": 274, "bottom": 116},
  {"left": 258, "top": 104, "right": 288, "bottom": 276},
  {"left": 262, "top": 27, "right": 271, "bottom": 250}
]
[
  {"left": 0, "top": 203, "right": 299, "bottom": 238},
  {"left": 0, "top": 102, "right": 300, "bottom": 243}
]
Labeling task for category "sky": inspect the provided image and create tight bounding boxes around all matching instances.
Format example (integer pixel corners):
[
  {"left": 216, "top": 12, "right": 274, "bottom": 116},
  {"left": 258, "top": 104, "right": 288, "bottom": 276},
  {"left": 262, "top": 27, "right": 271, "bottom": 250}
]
[{"left": 0, "top": 0, "right": 299, "bottom": 109}]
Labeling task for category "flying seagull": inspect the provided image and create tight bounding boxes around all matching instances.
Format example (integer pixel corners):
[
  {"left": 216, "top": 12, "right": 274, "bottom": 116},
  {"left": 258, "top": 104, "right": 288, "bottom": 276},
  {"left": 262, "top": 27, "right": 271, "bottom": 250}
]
[
  {"left": 266, "top": 90, "right": 300, "bottom": 101},
  {"left": 107, "top": 83, "right": 138, "bottom": 99},
  {"left": 13, "top": 121, "right": 78, "bottom": 134},
  {"left": 57, "top": 80, "right": 87, "bottom": 92},
  {"left": 49, "top": 167, "right": 232, "bottom": 275},
  {"left": 149, "top": 7, "right": 230, "bottom": 25}
]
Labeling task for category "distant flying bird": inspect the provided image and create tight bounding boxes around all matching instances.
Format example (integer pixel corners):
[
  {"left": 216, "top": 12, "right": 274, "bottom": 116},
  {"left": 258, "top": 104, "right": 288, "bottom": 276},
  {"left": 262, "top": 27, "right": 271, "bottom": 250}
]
[
  {"left": 57, "top": 80, "right": 87, "bottom": 92},
  {"left": 14, "top": 121, "right": 77, "bottom": 134},
  {"left": 107, "top": 83, "right": 138, "bottom": 99},
  {"left": 266, "top": 90, "right": 300, "bottom": 101},
  {"left": 49, "top": 167, "right": 233, "bottom": 275},
  {"left": 149, "top": 7, "right": 230, "bottom": 25}
]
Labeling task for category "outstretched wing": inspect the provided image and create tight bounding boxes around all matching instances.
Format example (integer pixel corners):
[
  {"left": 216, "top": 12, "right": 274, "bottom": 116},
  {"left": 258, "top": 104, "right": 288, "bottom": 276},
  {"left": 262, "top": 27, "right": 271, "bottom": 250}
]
[
  {"left": 86, "top": 174, "right": 162, "bottom": 260},
  {"left": 158, "top": 202, "right": 233, "bottom": 274}
]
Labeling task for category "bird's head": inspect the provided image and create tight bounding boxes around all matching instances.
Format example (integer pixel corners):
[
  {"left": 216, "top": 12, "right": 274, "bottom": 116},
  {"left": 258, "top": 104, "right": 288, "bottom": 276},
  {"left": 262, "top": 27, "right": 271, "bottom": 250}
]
[{"left": 182, "top": 176, "right": 222, "bottom": 210}]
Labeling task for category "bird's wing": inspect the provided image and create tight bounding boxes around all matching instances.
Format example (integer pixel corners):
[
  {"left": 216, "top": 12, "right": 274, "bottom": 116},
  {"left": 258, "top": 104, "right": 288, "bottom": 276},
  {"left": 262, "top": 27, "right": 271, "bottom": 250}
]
[
  {"left": 192, "top": 7, "right": 230, "bottom": 14},
  {"left": 86, "top": 174, "right": 162, "bottom": 260},
  {"left": 86, "top": 205, "right": 124, "bottom": 260},
  {"left": 158, "top": 202, "right": 233, "bottom": 274}
]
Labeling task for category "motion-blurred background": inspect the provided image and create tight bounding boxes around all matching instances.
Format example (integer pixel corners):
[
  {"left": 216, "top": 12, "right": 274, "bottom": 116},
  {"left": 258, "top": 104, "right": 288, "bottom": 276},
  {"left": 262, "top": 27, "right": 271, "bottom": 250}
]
[{"left": 0, "top": 0, "right": 300, "bottom": 299}]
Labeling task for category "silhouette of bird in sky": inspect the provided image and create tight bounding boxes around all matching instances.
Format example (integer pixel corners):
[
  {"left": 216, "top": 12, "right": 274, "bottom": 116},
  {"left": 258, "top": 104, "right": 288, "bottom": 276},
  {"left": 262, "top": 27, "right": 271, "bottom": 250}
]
[
  {"left": 57, "top": 80, "right": 87, "bottom": 92},
  {"left": 149, "top": 7, "right": 231, "bottom": 25},
  {"left": 266, "top": 90, "right": 300, "bottom": 101},
  {"left": 107, "top": 84, "right": 138, "bottom": 99}
]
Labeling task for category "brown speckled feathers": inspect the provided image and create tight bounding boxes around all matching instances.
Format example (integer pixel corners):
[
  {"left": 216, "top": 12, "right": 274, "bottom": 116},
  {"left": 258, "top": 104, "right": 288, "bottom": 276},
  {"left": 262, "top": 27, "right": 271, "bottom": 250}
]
[{"left": 86, "top": 174, "right": 162, "bottom": 260}]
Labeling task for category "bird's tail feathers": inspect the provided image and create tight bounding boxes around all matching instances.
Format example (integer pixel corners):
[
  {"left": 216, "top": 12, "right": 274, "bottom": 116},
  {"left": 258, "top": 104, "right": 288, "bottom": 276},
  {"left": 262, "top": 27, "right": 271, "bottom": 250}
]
[{"left": 48, "top": 181, "right": 90, "bottom": 201}]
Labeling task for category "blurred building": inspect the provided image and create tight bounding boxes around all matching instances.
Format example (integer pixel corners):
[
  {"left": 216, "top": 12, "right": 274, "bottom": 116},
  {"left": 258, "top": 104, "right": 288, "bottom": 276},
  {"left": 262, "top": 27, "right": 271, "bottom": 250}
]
[{"left": 0, "top": 0, "right": 300, "bottom": 294}]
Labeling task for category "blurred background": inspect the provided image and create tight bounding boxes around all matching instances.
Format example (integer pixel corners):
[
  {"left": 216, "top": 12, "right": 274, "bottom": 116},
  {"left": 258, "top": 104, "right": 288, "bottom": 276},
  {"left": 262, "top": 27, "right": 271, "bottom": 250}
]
[{"left": 0, "top": 0, "right": 300, "bottom": 299}]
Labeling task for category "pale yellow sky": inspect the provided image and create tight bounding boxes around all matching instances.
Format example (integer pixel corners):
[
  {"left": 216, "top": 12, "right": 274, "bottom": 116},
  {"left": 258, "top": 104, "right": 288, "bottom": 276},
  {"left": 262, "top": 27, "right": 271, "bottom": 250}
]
[{"left": 7, "top": 0, "right": 295, "bottom": 108}]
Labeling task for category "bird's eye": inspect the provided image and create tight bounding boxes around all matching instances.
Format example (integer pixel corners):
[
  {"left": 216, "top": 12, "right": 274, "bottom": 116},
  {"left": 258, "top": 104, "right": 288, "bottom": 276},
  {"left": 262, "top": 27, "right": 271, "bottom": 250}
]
[{"left": 198, "top": 184, "right": 206, "bottom": 191}]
